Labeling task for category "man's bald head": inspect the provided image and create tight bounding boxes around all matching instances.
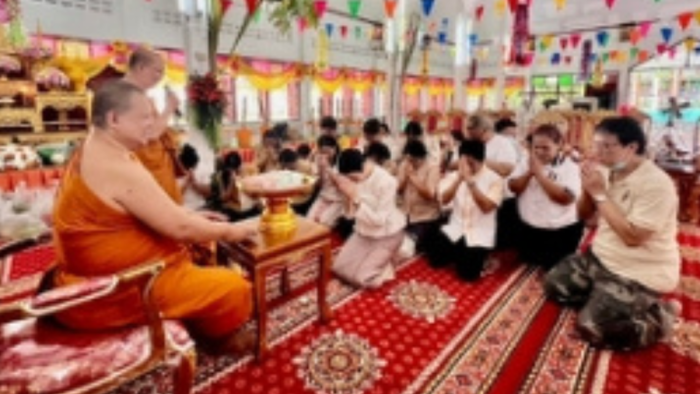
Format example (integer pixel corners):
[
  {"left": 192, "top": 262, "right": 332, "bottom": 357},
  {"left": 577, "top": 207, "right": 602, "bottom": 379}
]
[
  {"left": 92, "top": 80, "right": 145, "bottom": 129},
  {"left": 125, "top": 48, "right": 165, "bottom": 90}
]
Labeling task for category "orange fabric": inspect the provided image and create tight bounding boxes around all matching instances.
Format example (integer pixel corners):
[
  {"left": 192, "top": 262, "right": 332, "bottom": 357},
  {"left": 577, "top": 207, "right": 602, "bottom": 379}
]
[
  {"left": 23, "top": 170, "right": 44, "bottom": 189},
  {"left": 52, "top": 154, "right": 252, "bottom": 339},
  {"left": 0, "top": 173, "right": 11, "bottom": 192},
  {"left": 134, "top": 131, "right": 183, "bottom": 204}
]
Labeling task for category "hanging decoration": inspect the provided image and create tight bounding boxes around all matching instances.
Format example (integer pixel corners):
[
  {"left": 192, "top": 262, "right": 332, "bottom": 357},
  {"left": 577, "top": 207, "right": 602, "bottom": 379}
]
[
  {"left": 551, "top": 52, "right": 561, "bottom": 65},
  {"left": 384, "top": 0, "right": 397, "bottom": 18},
  {"left": 559, "top": 37, "right": 568, "bottom": 50},
  {"left": 695, "top": 10, "right": 700, "bottom": 26},
  {"left": 340, "top": 25, "right": 348, "bottom": 38},
  {"left": 421, "top": 0, "right": 436, "bottom": 17},
  {"left": 660, "top": 26, "right": 673, "bottom": 44},
  {"left": 298, "top": 17, "right": 308, "bottom": 32},
  {"left": 348, "top": 0, "right": 362, "bottom": 19},
  {"left": 495, "top": 0, "right": 507, "bottom": 16},
  {"left": 355, "top": 26, "right": 363, "bottom": 40},
  {"left": 677, "top": 12, "right": 693, "bottom": 30},
  {"left": 554, "top": 0, "right": 566, "bottom": 10},
  {"left": 684, "top": 37, "right": 696, "bottom": 52},
  {"left": 639, "top": 50, "right": 649, "bottom": 62},
  {"left": 509, "top": 0, "right": 531, "bottom": 66},
  {"left": 570, "top": 33, "right": 582, "bottom": 49},
  {"left": 604, "top": 0, "right": 616, "bottom": 9},
  {"left": 475, "top": 5, "right": 485, "bottom": 21},
  {"left": 657, "top": 43, "right": 667, "bottom": 55},
  {"left": 639, "top": 21, "right": 652, "bottom": 38},
  {"left": 245, "top": 0, "right": 258, "bottom": 14},
  {"left": 580, "top": 39, "right": 592, "bottom": 81},
  {"left": 596, "top": 31, "right": 609, "bottom": 47},
  {"left": 325, "top": 22, "right": 334, "bottom": 37},
  {"left": 629, "top": 29, "right": 641, "bottom": 45},
  {"left": 630, "top": 47, "right": 639, "bottom": 60},
  {"left": 314, "top": 0, "right": 328, "bottom": 19}
]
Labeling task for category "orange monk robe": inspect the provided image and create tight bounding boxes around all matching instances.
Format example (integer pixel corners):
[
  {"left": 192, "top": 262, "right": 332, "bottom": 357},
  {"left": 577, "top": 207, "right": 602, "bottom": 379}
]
[
  {"left": 51, "top": 155, "right": 252, "bottom": 339},
  {"left": 135, "top": 131, "right": 183, "bottom": 204}
]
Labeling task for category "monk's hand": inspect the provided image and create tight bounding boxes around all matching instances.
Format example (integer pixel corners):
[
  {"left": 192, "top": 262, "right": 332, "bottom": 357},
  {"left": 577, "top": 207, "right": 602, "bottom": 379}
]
[
  {"left": 199, "top": 210, "right": 228, "bottom": 222},
  {"left": 225, "top": 224, "right": 258, "bottom": 244}
]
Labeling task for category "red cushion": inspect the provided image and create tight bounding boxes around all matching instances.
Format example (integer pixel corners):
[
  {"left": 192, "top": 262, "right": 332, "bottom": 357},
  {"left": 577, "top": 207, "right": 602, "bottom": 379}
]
[
  {"left": 0, "top": 320, "right": 192, "bottom": 394},
  {"left": 29, "top": 277, "right": 115, "bottom": 310}
]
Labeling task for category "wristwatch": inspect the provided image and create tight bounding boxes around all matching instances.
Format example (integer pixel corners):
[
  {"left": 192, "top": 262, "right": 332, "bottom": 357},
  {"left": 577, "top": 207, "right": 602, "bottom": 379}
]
[{"left": 592, "top": 193, "right": 607, "bottom": 204}]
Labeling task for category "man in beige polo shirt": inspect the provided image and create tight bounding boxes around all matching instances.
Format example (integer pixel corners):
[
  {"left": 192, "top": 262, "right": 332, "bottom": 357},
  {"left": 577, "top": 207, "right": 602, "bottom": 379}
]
[{"left": 545, "top": 116, "right": 680, "bottom": 351}]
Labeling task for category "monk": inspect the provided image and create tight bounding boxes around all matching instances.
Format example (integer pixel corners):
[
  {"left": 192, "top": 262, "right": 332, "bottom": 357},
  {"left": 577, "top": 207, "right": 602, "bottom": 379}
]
[
  {"left": 123, "top": 48, "right": 183, "bottom": 203},
  {"left": 51, "top": 81, "right": 255, "bottom": 351}
]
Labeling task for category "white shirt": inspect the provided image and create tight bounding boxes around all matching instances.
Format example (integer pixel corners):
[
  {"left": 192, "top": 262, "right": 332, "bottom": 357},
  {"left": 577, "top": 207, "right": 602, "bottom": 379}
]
[
  {"left": 440, "top": 167, "right": 504, "bottom": 248},
  {"left": 181, "top": 129, "right": 216, "bottom": 209},
  {"left": 354, "top": 165, "right": 406, "bottom": 237},
  {"left": 513, "top": 155, "right": 581, "bottom": 229},
  {"left": 486, "top": 134, "right": 519, "bottom": 199}
]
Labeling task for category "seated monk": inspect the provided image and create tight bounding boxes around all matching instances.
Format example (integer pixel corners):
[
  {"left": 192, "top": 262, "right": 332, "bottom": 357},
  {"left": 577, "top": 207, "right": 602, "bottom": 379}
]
[{"left": 50, "top": 81, "right": 256, "bottom": 352}]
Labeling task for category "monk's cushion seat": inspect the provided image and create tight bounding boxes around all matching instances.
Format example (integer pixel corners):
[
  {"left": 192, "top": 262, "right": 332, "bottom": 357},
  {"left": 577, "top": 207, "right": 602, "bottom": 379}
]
[{"left": 0, "top": 318, "right": 191, "bottom": 394}]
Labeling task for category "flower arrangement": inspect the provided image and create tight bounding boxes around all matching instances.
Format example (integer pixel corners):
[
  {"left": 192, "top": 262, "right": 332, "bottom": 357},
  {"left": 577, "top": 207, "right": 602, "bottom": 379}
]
[
  {"left": 34, "top": 66, "right": 70, "bottom": 90},
  {"left": 0, "top": 54, "right": 21, "bottom": 74},
  {"left": 187, "top": 73, "right": 226, "bottom": 149}
]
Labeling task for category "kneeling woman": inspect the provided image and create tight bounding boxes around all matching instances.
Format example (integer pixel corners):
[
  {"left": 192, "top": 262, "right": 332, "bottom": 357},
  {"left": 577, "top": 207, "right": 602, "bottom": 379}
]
[
  {"left": 424, "top": 140, "right": 504, "bottom": 281},
  {"left": 509, "top": 124, "right": 584, "bottom": 271},
  {"left": 332, "top": 149, "right": 406, "bottom": 288}
]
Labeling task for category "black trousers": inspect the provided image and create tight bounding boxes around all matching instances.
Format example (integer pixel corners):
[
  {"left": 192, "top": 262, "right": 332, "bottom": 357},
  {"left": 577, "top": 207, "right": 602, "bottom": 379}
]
[
  {"left": 424, "top": 229, "right": 490, "bottom": 282},
  {"left": 495, "top": 198, "right": 521, "bottom": 250},
  {"left": 517, "top": 220, "right": 584, "bottom": 271},
  {"left": 406, "top": 218, "right": 443, "bottom": 253}
]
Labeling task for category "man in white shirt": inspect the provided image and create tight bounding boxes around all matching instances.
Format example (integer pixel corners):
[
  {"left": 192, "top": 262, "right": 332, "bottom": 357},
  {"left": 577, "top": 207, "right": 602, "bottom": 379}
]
[
  {"left": 331, "top": 149, "right": 406, "bottom": 288},
  {"left": 466, "top": 114, "right": 519, "bottom": 252},
  {"left": 545, "top": 116, "right": 680, "bottom": 351},
  {"left": 424, "top": 140, "right": 504, "bottom": 281}
]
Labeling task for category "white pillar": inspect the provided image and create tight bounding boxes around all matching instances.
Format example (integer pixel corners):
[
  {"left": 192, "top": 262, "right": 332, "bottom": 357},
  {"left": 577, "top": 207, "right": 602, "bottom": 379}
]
[
  {"left": 299, "top": 31, "right": 312, "bottom": 137},
  {"left": 617, "top": 67, "right": 631, "bottom": 110}
]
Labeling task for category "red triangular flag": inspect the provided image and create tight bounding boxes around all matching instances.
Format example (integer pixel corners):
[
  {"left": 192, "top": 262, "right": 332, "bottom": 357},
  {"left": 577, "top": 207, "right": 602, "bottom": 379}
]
[
  {"left": 476, "top": 5, "right": 485, "bottom": 21},
  {"left": 340, "top": 25, "right": 348, "bottom": 38},
  {"left": 605, "top": 0, "right": 615, "bottom": 9},
  {"left": 384, "top": 0, "right": 397, "bottom": 18},
  {"left": 639, "top": 50, "right": 649, "bottom": 62},
  {"left": 570, "top": 34, "right": 582, "bottom": 49},
  {"left": 245, "top": 0, "right": 258, "bottom": 14},
  {"left": 314, "top": 0, "right": 328, "bottom": 19},
  {"left": 508, "top": 0, "right": 518, "bottom": 13},
  {"left": 629, "top": 29, "right": 641, "bottom": 45},
  {"left": 560, "top": 37, "right": 569, "bottom": 50},
  {"left": 564, "top": 56, "right": 572, "bottom": 64},
  {"left": 657, "top": 44, "right": 667, "bottom": 55},
  {"left": 677, "top": 12, "right": 693, "bottom": 30},
  {"left": 668, "top": 47, "right": 677, "bottom": 59}
]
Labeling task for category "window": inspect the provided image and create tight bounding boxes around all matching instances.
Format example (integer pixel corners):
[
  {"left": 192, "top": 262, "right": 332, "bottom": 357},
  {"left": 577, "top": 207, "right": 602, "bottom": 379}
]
[
  {"left": 235, "top": 77, "right": 261, "bottom": 123},
  {"left": 269, "top": 86, "right": 289, "bottom": 121}
]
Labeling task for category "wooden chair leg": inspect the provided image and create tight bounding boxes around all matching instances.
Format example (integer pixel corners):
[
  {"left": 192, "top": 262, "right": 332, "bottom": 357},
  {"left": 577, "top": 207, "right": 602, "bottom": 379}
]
[
  {"left": 172, "top": 350, "right": 196, "bottom": 394},
  {"left": 280, "top": 267, "right": 291, "bottom": 296}
]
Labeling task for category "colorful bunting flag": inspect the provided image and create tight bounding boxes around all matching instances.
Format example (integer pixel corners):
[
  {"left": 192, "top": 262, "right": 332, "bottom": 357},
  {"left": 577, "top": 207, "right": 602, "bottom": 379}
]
[
  {"left": 560, "top": 37, "right": 569, "bottom": 50},
  {"left": 384, "top": 0, "right": 397, "bottom": 18},
  {"left": 298, "top": 17, "right": 308, "bottom": 32},
  {"left": 639, "top": 21, "right": 652, "bottom": 38},
  {"left": 639, "top": 50, "right": 649, "bottom": 62},
  {"left": 602, "top": 52, "right": 609, "bottom": 63},
  {"left": 340, "top": 25, "right": 348, "bottom": 38},
  {"left": 554, "top": 0, "right": 567, "bottom": 10},
  {"left": 695, "top": 10, "right": 700, "bottom": 26},
  {"left": 476, "top": 5, "right": 485, "bottom": 21},
  {"left": 495, "top": 0, "right": 507, "bottom": 16},
  {"left": 660, "top": 27, "right": 673, "bottom": 44},
  {"left": 551, "top": 52, "right": 561, "bottom": 65},
  {"left": 245, "top": 0, "right": 258, "bottom": 14},
  {"left": 355, "top": 26, "right": 363, "bottom": 40},
  {"left": 348, "top": 0, "right": 362, "bottom": 19},
  {"left": 657, "top": 43, "right": 667, "bottom": 54},
  {"left": 571, "top": 34, "right": 582, "bottom": 48},
  {"left": 685, "top": 37, "right": 696, "bottom": 52},
  {"left": 596, "top": 31, "right": 609, "bottom": 47},
  {"left": 508, "top": 0, "right": 518, "bottom": 13},
  {"left": 421, "top": 0, "right": 435, "bottom": 17},
  {"left": 668, "top": 47, "right": 676, "bottom": 59},
  {"left": 605, "top": 0, "right": 615, "bottom": 9},
  {"left": 677, "top": 12, "right": 693, "bottom": 30},
  {"left": 325, "top": 23, "right": 334, "bottom": 37},
  {"left": 629, "top": 29, "right": 641, "bottom": 45},
  {"left": 564, "top": 55, "right": 572, "bottom": 64},
  {"left": 630, "top": 47, "right": 638, "bottom": 60},
  {"left": 541, "top": 34, "right": 554, "bottom": 50},
  {"left": 314, "top": 0, "right": 327, "bottom": 19}
]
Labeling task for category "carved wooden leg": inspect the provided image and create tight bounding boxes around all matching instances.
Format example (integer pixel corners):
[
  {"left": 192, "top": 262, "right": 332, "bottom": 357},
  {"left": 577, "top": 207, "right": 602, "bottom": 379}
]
[
  {"left": 253, "top": 267, "right": 268, "bottom": 361},
  {"left": 318, "top": 241, "right": 333, "bottom": 324},
  {"left": 280, "top": 267, "right": 291, "bottom": 296},
  {"left": 172, "top": 350, "right": 197, "bottom": 394}
]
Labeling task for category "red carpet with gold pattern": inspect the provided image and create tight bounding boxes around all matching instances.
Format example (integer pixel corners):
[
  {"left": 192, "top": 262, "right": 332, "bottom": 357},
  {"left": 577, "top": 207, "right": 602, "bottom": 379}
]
[{"left": 1, "top": 228, "right": 700, "bottom": 394}]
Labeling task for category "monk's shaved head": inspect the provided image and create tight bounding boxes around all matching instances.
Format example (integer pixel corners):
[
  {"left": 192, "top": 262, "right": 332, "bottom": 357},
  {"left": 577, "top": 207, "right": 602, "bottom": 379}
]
[
  {"left": 128, "top": 47, "right": 162, "bottom": 71},
  {"left": 92, "top": 80, "right": 145, "bottom": 128}
]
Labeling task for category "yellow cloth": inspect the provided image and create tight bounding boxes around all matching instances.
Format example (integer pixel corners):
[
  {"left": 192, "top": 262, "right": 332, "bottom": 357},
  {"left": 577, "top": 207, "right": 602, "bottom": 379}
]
[
  {"left": 135, "top": 131, "right": 183, "bottom": 204},
  {"left": 52, "top": 153, "right": 252, "bottom": 339}
]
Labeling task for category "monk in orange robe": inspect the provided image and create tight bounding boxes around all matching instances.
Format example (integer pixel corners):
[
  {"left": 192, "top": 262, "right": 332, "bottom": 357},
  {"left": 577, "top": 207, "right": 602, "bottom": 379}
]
[
  {"left": 52, "top": 81, "right": 255, "bottom": 347},
  {"left": 123, "top": 47, "right": 184, "bottom": 203}
]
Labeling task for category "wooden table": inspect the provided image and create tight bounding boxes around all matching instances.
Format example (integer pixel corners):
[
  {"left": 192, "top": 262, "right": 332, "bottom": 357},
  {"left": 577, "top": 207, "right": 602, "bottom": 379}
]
[{"left": 218, "top": 216, "right": 333, "bottom": 359}]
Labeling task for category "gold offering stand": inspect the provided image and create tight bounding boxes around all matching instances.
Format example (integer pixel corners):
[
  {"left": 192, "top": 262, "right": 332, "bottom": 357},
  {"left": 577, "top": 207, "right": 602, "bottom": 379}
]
[{"left": 241, "top": 170, "right": 316, "bottom": 237}]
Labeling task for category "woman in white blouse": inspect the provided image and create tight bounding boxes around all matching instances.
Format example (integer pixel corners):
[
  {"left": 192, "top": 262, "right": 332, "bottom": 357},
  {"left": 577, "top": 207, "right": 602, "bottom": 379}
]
[
  {"left": 509, "top": 124, "right": 584, "bottom": 271},
  {"left": 331, "top": 149, "right": 406, "bottom": 288},
  {"left": 424, "top": 140, "right": 504, "bottom": 281}
]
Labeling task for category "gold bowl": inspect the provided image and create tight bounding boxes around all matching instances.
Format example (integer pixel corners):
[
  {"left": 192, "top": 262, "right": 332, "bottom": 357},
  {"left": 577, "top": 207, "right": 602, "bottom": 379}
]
[{"left": 241, "top": 170, "right": 316, "bottom": 233}]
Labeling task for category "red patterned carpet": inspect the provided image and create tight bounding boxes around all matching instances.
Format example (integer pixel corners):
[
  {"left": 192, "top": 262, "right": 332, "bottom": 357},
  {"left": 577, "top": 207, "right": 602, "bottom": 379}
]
[{"left": 1, "top": 228, "right": 700, "bottom": 394}]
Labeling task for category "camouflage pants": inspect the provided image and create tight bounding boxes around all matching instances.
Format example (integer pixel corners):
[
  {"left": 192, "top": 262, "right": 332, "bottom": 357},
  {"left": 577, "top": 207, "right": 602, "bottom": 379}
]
[{"left": 544, "top": 252, "right": 677, "bottom": 351}]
